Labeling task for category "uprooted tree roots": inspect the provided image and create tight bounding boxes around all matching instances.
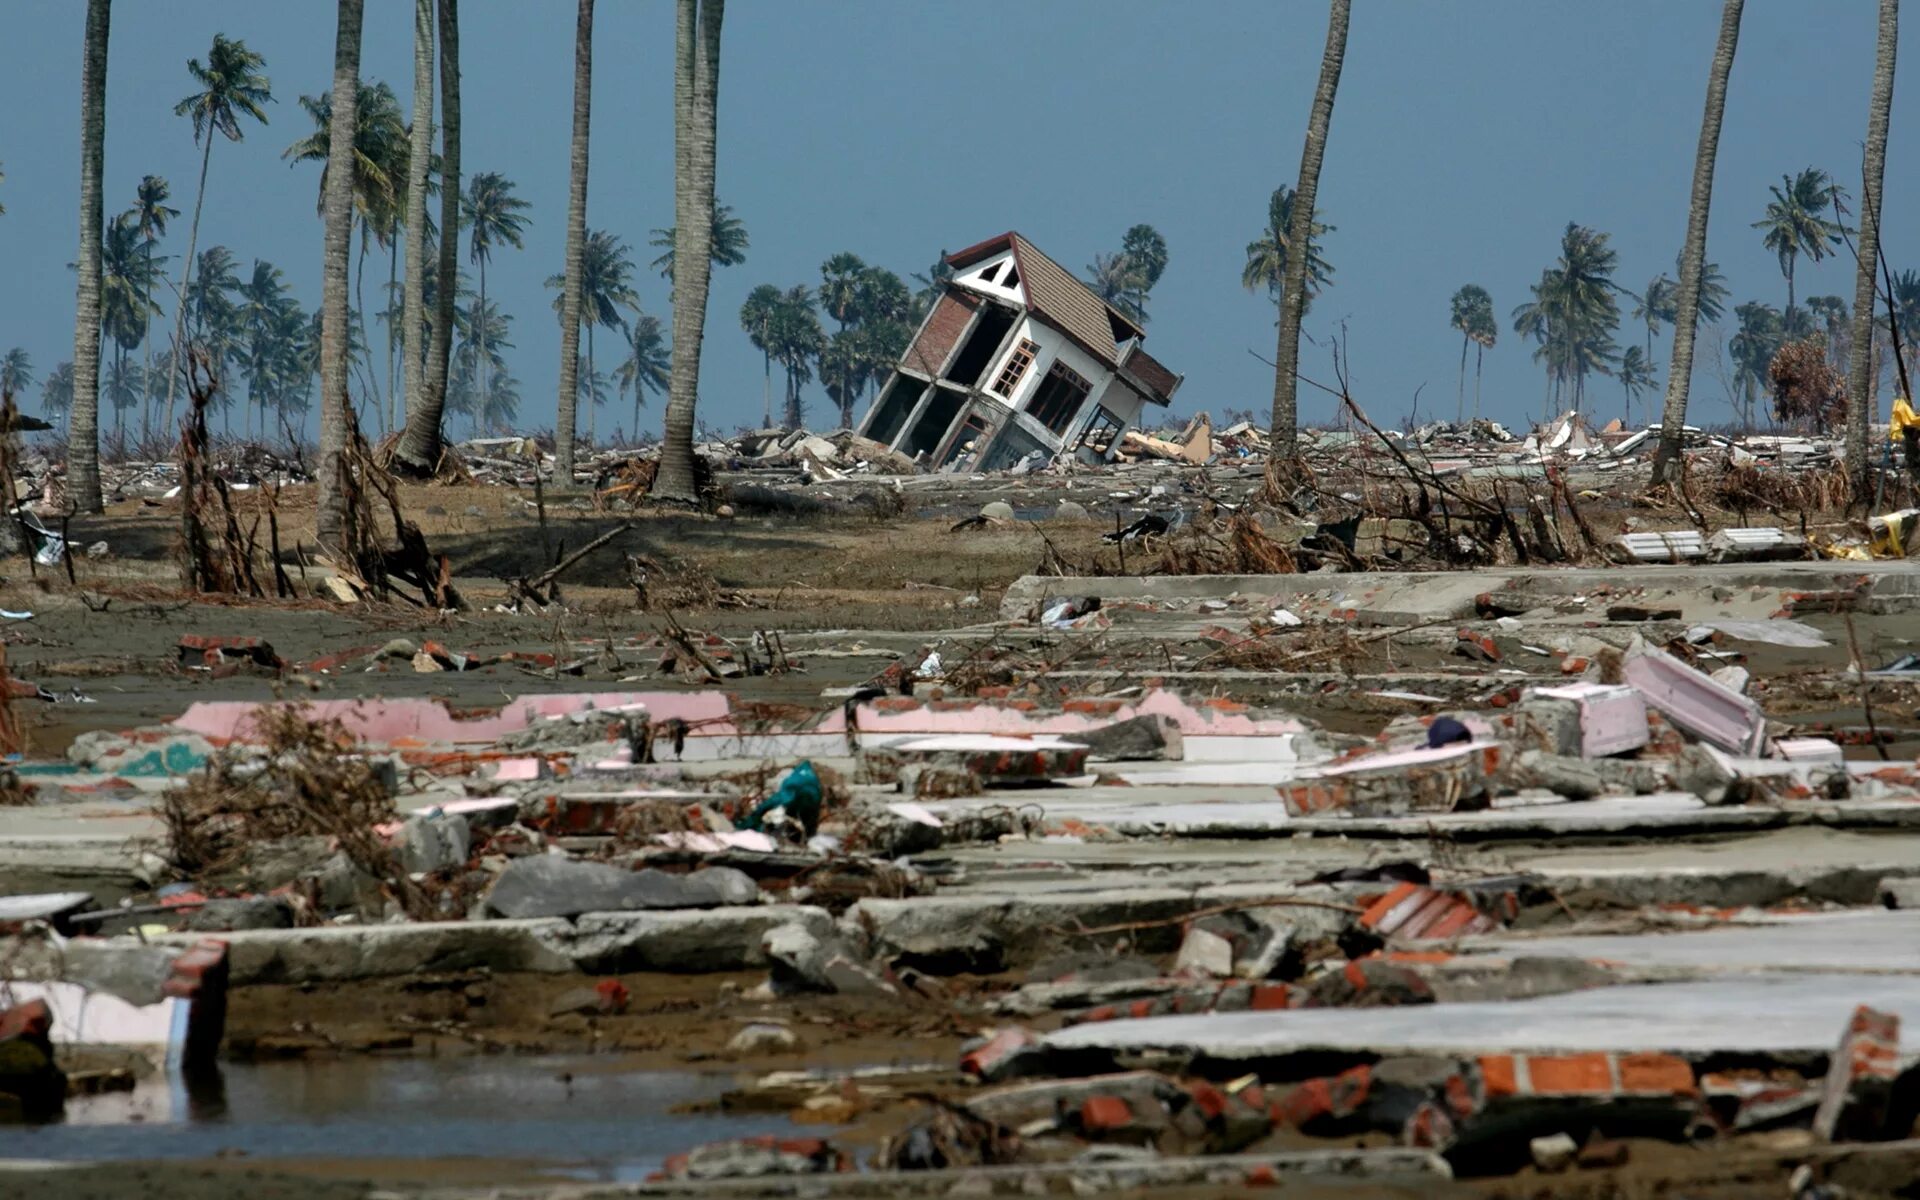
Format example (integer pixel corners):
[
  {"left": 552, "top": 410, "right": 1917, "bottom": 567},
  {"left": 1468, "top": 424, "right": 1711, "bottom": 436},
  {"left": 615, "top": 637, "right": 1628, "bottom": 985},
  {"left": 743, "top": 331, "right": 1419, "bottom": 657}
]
[
  {"left": 160, "top": 705, "right": 426, "bottom": 917},
  {"left": 329, "top": 410, "right": 462, "bottom": 609},
  {"left": 178, "top": 351, "right": 295, "bottom": 598}
]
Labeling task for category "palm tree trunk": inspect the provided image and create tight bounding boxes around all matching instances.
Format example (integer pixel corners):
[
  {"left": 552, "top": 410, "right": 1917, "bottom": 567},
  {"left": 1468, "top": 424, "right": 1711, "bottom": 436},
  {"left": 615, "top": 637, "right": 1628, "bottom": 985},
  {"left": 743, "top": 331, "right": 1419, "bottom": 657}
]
[
  {"left": 761, "top": 340, "right": 771, "bottom": 428},
  {"left": 355, "top": 227, "right": 375, "bottom": 416},
  {"left": 1785, "top": 256, "right": 1796, "bottom": 320},
  {"left": 399, "top": 0, "right": 458, "bottom": 473},
  {"left": 555, "top": 0, "right": 593, "bottom": 486},
  {"left": 585, "top": 325, "right": 596, "bottom": 446},
  {"left": 1846, "top": 0, "right": 1897, "bottom": 497},
  {"left": 1655, "top": 0, "right": 1743, "bottom": 482},
  {"left": 141, "top": 243, "right": 156, "bottom": 448},
  {"left": 400, "top": 0, "right": 433, "bottom": 461},
  {"left": 1456, "top": 334, "right": 1467, "bottom": 423},
  {"left": 69, "top": 0, "right": 111, "bottom": 513},
  {"left": 163, "top": 131, "right": 216, "bottom": 440},
  {"left": 1268, "top": 0, "right": 1347, "bottom": 462},
  {"left": 316, "top": 0, "right": 364, "bottom": 552},
  {"left": 385, "top": 238, "right": 398, "bottom": 434},
  {"left": 656, "top": 0, "right": 725, "bottom": 503},
  {"left": 1474, "top": 344, "right": 1484, "bottom": 421},
  {"left": 476, "top": 260, "right": 488, "bottom": 443}
]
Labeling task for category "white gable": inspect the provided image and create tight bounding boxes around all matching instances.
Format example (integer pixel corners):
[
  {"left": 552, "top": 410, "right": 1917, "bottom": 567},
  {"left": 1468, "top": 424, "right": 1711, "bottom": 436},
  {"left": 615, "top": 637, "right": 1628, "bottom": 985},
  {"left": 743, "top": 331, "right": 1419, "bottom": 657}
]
[{"left": 953, "top": 250, "right": 1026, "bottom": 306}]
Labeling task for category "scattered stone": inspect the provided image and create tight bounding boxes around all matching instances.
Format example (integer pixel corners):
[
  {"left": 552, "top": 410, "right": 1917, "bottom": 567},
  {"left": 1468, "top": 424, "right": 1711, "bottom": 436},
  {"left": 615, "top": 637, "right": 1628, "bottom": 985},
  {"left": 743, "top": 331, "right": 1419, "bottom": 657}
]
[
  {"left": 980, "top": 501, "right": 1016, "bottom": 522},
  {"left": 1529, "top": 1131, "right": 1578, "bottom": 1172},
  {"left": 1172, "top": 926, "right": 1234, "bottom": 978},
  {"left": 482, "top": 857, "right": 757, "bottom": 919},
  {"left": 1054, "top": 500, "right": 1089, "bottom": 520},
  {"left": 181, "top": 897, "right": 295, "bottom": 932},
  {"left": 726, "top": 1022, "right": 800, "bottom": 1055},
  {"left": 397, "top": 812, "right": 470, "bottom": 876},
  {"left": 1067, "top": 714, "right": 1183, "bottom": 762}
]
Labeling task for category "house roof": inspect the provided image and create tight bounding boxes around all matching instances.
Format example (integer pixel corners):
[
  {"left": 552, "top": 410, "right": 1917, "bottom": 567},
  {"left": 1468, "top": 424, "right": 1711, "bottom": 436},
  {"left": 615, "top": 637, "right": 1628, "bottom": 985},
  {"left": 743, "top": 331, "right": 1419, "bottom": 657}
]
[
  {"left": 1120, "top": 343, "right": 1182, "bottom": 405},
  {"left": 946, "top": 232, "right": 1147, "bottom": 368}
]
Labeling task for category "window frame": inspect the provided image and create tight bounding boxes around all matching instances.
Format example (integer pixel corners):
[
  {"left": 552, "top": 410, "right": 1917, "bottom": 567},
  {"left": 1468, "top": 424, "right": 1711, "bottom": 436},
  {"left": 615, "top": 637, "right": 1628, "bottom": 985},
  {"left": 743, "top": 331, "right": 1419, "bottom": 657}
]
[{"left": 990, "top": 338, "right": 1040, "bottom": 399}]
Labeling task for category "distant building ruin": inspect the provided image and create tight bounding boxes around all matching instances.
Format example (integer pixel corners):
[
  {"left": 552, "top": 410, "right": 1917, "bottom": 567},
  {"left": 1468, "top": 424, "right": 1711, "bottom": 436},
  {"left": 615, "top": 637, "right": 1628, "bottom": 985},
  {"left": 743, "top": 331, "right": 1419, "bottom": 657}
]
[{"left": 858, "top": 232, "right": 1182, "bottom": 470}]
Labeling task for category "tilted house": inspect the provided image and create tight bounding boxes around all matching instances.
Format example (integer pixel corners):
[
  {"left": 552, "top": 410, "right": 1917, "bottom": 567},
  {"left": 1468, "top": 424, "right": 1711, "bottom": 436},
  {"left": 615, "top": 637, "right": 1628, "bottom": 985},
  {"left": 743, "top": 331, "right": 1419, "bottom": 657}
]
[{"left": 857, "top": 232, "right": 1182, "bottom": 471}]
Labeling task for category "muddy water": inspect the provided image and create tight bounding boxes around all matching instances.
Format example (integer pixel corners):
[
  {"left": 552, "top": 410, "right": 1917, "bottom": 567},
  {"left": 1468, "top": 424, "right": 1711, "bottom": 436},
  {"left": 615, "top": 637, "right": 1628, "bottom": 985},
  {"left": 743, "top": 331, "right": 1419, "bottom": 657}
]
[{"left": 2, "top": 1057, "right": 800, "bottom": 1181}]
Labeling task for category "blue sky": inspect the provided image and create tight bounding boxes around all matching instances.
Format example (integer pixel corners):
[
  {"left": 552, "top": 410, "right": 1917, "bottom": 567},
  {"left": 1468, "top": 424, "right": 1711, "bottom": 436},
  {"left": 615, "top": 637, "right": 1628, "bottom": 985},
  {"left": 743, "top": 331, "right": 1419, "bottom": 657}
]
[{"left": 1, "top": 0, "right": 1914, "bottom": 438}]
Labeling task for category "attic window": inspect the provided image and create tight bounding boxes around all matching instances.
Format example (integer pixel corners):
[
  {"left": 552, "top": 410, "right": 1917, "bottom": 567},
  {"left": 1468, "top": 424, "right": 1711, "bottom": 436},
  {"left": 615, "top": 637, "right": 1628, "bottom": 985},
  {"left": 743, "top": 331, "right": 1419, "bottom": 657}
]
[
  {"left": 981, "top": 262, "right": 1003, "bottom": 284},
  {"left": 1002, "top": 263, "right": 1020, "bottom": 289},
  {"left": 991, "top": 339, "right": 1039, "bottom": 399}
]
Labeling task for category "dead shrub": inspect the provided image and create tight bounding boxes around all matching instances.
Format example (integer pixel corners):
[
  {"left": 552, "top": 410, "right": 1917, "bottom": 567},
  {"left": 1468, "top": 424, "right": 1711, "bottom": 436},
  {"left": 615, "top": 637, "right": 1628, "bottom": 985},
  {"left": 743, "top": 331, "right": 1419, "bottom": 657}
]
[
  {"left": 1769, "top": 338, "right": 1848, "bottom": 433},
  {"left": 1158, "top": 512, "right": 1297, "bottom": 575},
  {"left": 161, "top": 705, "right": 418, "bottom": 912},
  {"left": 626, "top": 552, "right": 722, "bottom": 611},
  {"left": 1710, "top": 460, "right": 1852, "bottom": 515}
]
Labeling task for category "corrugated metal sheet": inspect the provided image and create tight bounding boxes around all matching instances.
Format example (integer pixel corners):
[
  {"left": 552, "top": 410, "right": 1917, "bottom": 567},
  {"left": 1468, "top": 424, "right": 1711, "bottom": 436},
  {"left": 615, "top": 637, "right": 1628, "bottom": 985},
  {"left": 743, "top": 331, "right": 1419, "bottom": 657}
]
[{"left": 1616, "top": 532, "right": 1708, "bottom": 561}]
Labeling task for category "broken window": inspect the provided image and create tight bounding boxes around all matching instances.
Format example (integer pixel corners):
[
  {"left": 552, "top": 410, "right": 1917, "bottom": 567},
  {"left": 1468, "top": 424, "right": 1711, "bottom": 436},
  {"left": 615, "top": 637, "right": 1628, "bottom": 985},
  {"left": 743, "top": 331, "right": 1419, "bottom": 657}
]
[
  {"left": 1074, "top": 406, "right": 1125, "bottom": 464},
  {"left": 1025, "top": 359, "right": 1092, "bottom": 435},
  {"left": 865, "top": 376, "right": 926, "bottom": 447},
  {"left": 991, "top": 339, "right": 1040, "bottom": 399},
  {"left": 981, "top": 262, "right": 1003, "bottom": 284},
  {"left": 1003, "top": 262, "right": 1020, "bottom": 290},
  {"left": 945, "top": 305, "right": 1016, "bottom": 389},
  {"left": 978, "top": 419, "right": 1048, "bottom": 472},
  {"left": 901, "top": 386, "right": 965, "bottom": 459}
]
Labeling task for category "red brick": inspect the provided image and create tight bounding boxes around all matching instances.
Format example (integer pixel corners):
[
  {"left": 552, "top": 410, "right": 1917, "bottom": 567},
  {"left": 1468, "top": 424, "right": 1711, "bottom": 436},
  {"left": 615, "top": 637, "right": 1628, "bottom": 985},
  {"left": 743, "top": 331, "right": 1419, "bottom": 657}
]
[{"left": 1080, "top": 1094, "right": 1133, "bottom": 1132}]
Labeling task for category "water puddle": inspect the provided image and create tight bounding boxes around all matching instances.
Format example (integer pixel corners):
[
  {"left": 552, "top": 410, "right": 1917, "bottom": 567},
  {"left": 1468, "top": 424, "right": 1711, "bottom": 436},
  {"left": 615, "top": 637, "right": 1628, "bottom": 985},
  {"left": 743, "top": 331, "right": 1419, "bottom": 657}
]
[{"left": 0, "top": 1055, "right": 799, "bottom": 1181}]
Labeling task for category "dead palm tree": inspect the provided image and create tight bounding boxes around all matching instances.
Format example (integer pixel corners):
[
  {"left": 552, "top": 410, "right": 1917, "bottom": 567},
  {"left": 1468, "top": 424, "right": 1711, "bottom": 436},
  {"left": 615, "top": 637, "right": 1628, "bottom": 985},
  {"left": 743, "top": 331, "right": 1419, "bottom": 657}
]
[
  {"left": 398, "top": 0, "right": 433, "bottom": 462},
  {"left": 555, "top": 0, "right": 593, "bottom": 485},
  {"left": 1269, "top": 0, "right": 1348, "bottom": 464},
  {"left": 1845, "top": 0, "right": 1898, "bottom": 495},
  {"left": 70, "top": 0, "right": 111, "bottom": 512},
  {"left": 316, "top": 0, "right": 363, "bottom": 552},
  {"left": 655, "top": 0, "right": 725, "bottom": 504},
  {"left": 1654, "top": 0, "right": 1744, "bottom": 483},
  {"left": 164, "top": 33, "right": 272, "bottom": 436},
  {"left": 401, "top": 0, "right": 460, "bottom": 473}
]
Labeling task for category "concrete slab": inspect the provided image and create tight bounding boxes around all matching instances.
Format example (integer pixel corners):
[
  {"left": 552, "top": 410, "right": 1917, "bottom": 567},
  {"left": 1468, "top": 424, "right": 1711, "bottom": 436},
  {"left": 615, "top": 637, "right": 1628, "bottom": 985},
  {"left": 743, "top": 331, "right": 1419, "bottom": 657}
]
[
  {"left": 1452, "top": 909, "right": 1920, "bottom": 976},
  {"left": 1044, "top": 974, "right": 1920, "bottom": 1063}
]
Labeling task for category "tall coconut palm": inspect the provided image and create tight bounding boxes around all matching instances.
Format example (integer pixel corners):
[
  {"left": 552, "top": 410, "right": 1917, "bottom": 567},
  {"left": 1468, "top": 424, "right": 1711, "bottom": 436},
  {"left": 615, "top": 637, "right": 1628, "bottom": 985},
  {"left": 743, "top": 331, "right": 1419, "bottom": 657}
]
[
  {"left": 1270, "top": 0, "right": 1348, "bottom": 459},
  {"left": 1449, "top": 285, "right": 1492, "bottom": 422},
  {"left": 100, "top": 216, "right": 162, "bottom": 436},
  {"left": 316, "top": 0, "right": 363, "bottom": 553},
  {"left": 739, "top": 283, "right": 780, "bottom": 427},
  {"left": 819, "top": 252, "right": 866, "bottom": 423},
  {"left": 1243, "top": 186, "right": 1335, "bottom": 312},
  {"left": 448, "top": 296, "right": 512, "bottom": 435},
  {"left": 164, "top": 34, "right": 271, "bottom": 436},
  {"left": 1633, "top": 274, "right": 1676, "bottom": 360},
  {"left": 555, "top": 0, "right": 593, "bottom": 484},
  {"left": 1729, "top": 300, "right": 1784, "bottom": 426},
  {"left": 70, "top": 0, "right": 111, "bottom": 510},
  {"left": 1753, "top": 168, "right": 1844, "bottom": 318},
  {"left": 1617, "top": 345, "right": 1658, "bottom": 423},
  {"left": 1511, "top": 224, "right": 1623, "bottom": 414},
  {"left": 0, "top": 350, "right": 35, "bottom": 401},
  {"left": 1084, "top": 253, "right": 1146, "bottom": 325},
  {"left": 768, "top": 285, "right": 821, "bottom": 430},
  {"left": 42, "top": 363, "right": 76, "bottom": 422},
  {"left": 1845, "top": 0, "right": 1898, "bottom": 493},
  {"left": 648, "top": 199, "right": 748, "bottom": 285},
  {"left": 1655, "top": 0, "right": 1744, "bottom": 482},
  {"left": 459, "top": 171, "right": 528, "bottom": 441},
  {"left": 545, "top": 229, "right": 637, "bottom": 446},
  {"left": 398, "top": 0, "right": 434, "bottom": 458},
  {"left": 403, "top": 0, "right": 460, "bottom": 472},
  {"left": 656, "top": 0, "right": 726, "bottom": 503},
  {"left": 129, "top": 176, "right": 179, "bottom": 438},
  {"left": 1467, "top": 300, "right": 1497, "bottom": 422},
  {"left": 614, "top": 310, "right": 670, "bottom": 438}
]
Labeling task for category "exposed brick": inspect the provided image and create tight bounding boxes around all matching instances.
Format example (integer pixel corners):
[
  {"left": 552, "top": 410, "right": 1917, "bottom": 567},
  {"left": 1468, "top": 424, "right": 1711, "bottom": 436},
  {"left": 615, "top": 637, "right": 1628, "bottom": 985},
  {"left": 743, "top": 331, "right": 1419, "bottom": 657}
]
[{"left": 1080, "top": 1094, "right": 1134, "bottom": 1132}]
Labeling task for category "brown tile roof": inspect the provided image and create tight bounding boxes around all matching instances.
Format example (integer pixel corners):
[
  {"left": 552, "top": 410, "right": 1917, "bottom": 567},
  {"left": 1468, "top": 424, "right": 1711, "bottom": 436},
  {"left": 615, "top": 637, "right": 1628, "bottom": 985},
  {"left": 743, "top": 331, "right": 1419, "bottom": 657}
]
[
  {"left": 1120, "top": 343, "right": 1182, "bottom": 405},
  {"left": 946, "top": 232, "right": 1146, "bottom": 368}
]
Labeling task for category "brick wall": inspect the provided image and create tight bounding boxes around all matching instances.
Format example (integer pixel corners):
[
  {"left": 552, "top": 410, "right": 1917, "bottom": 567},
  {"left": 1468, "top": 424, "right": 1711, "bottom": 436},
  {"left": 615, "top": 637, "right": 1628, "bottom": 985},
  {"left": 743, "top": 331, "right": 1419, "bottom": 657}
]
[{"left": 902, "top": 291, "right": 978, "bottom": 378}]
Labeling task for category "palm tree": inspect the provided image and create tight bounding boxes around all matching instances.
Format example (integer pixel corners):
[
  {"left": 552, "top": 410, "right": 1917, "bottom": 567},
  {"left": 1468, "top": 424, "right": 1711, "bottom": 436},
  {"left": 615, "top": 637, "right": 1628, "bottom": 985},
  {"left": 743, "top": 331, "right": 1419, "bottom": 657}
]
[
  {"left": 1085, "top": 253, "right": 1146, "bottom": 325},
  {"left": 1511, "top": 224, "right": 1622, "bottom": 413},
  {"left": 411, "top": 0, "right": 461, "bottom": 472},
  {"left": 128, "top": 176, "right": 179, "bottom": 438},
  {"left": 1633, "top": 274, "right": 1675, "bottom": 360},
  {"left": 910, "top": 253, "right": 952, "bottom": 320},
  {"left": 100, "top": 216, "right": 162, "bottom": 437},
  {"left": 545, "top": 229, "right": 637, "bottom": 446},
  {"left": 739, "top": 282, "right": 780, "bottom": 427},
  {"left": 284, "top": 82, "right": 408, "bottom": 418},
  {"left": 0, "top": 350, "right": 34, "bottom": 401},
  {"left": 657, "top": 0, "right": 726, "bottom": 504},
  {"left": 1121, "top": 224, "right": 1168, "bottom": 322},
  {"left": 1807, "top": 294, "right": 1851, "bottom": 366},
  {"left": 819, "top": 252, "right": 866, "bottom": 422},
  {"left": 454, "top": 172, "right": 529, "bottom": 434},
  {"left": 316, "top": 0, "right": 363, "bottom": 554},
  {"left": 1655, "top": 0, "right": 1744, "bottom": 481},
  {"left": 1890, "top": 269, "right": 1920, "bottom": 383},
  {"left": 767, "top": 285, "right": 821, "bottom": 429},
  {"left": 164, "top": 34, "right": 272, "bottom": 436},
  {"left": 41, "top": 363, "right": 74, "bottom": 422},
  {"left": 649, "top": 199, "right": 749, "bottom": 284},
  {"left": 1243, "top": 184, "right": 1335, "bottom": 314},
  {"left": 1845, "top": 0, "right": 1898, "bottom": 493},
  {"left": 1449, "top": 285, "right": 1492, "bottom": 421},
  {"left": 398, "top": 0, "right": 434, "bottom": 456},
  {"left": 1695, "top": 259, "right": 1731, "bottom": 326},
  {"left": 1753, "top": 168, "right": 1844, "bottom": 317},
  {"left": 70, "top": 0, "right": 111, "bottom": 511},
  {"left": 1730, "top": 301, "right": 1784, "bottom": 426},
  {"left": 1617, "top": 345, "right": 1658, "bottom": 423},
  {"left": 448, "top": 296, "right": 512, "bottom": 435},
  {"left": 614, "top": 310, "right": 670, "bottom": 438},
  {"left": 237, "top": 258, "right": 290, "bottom": 434},
  {"left": 555, "top": 0, "right": 593, "bottom": 484},
  {"left": 1467, "top": 300, "right": 1497, "bottom": 422}
]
